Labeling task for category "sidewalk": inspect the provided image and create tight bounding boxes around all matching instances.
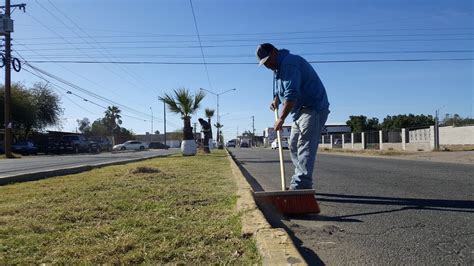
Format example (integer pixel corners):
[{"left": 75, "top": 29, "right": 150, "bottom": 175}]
[{"left": 319, "top": 149, "right": 474, "bottom": 165}]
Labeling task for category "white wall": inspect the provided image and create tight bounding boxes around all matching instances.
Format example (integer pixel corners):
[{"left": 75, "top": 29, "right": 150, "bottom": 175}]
[
  {"left": 439, "top": 126, "right": 474, "bottom": 145},
  {"left": 409, "top": 128, "right": 431, "bottom": 143}
]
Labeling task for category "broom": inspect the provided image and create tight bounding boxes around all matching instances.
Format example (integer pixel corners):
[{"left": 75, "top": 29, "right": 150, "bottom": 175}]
[{"left": 253, "top": 108, "right": 320, "bottom": 215}]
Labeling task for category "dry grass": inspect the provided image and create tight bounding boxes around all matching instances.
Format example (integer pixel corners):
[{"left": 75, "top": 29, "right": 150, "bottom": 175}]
[
  {"left": 440, "top": 145, "right": 474, "bottom": 152},
  {"left": 0, "top": 150, "right": 260, "bottom": 264}
]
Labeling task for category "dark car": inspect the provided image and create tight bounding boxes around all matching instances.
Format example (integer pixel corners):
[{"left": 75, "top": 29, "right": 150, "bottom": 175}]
[
  {"left": 45, "top": 139, "right": 63, "bottom": 155},
  {"left": 89, "top": 136, "right": 112, "bottom": 152},
  {"left": 62, "top": 135, "right": 100, "bottom": 153},
  {"left": 12, "top": 141, "right": 38, "bottom": 155},
  {"left": 148, "top": 141, "right": 169, "bottom": 149}
]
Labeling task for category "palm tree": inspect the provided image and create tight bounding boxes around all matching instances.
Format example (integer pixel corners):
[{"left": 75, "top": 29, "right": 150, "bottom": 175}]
[
  {"left": 205, "top": 108, "right": 215, "bottom": 142},
  {"left": 159, "top": 88, "right": 205, "bottom": 155},
  {"left": 104, "top": 106, "right": 122, "bottom": 145}
]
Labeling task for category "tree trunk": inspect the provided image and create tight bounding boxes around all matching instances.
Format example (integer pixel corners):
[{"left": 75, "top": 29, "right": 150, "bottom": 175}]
[{"left": 183, "top": 116, "right": 194, "bottom": 140}]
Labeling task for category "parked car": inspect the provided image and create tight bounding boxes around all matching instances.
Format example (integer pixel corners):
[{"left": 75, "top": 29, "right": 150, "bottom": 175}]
[
  {"left": 61, "top": 135, "right": 100, "bottom": 153},
  {"left": 226, "top": 139, "right": 236, "bottom": 148},
  {"left": 89, "top": 136, "right": 112, "bottom": 152},
  {"left": 45, "top": 138, "right": 64, "bottom": 155},
  {"left": 12, "top": 141, "right": 38, "bottom": 155},
  {"left": 113, "top": 140, "right": 147, "bottom": 151},
  {"left": 148, "top": 141, "right": 169, "bottom": 149},
  {"left": 271, "top": 138, "right": 289, "bottom": 149}
]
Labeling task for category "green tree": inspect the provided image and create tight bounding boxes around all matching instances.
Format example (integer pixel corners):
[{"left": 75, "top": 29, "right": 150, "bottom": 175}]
[
  {"left": 346, "top": 115, "right": 379, "bottom": 132},
  {"left": 381, "top": 114, "right": 434, "bottom": 129},
  {"left": 30, "top": 82, "right": 62, "bottom": 133},
  {"left": 90, "top": 118, "right": 109, "bottom": 137},
  {"left": 103, "top": 105, "right": 122, "bottom": 133},
  {"left": 117, "top": 127, "right": 135, "bottom": 140},
  {"left": 442, "top": 114, "right": 474, "bottom": 127},
  {"left": 76, "top": 117, "right": 91, "bottom": 135},
  {"left": 159, "top": 88, "right": 205, "bottom": 140},
  {"left": 0, "top": 82, "right": 62, "bottom": 138}
]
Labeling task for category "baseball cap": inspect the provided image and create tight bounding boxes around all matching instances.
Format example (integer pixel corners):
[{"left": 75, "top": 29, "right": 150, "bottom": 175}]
[{"left": 256, "top": 43, "right": 276, "bottom": 66}]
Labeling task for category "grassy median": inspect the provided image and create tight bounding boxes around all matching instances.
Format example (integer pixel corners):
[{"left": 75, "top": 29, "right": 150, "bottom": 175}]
[{"left": 0, "top": 150, "right": 260, "bottom": 264}]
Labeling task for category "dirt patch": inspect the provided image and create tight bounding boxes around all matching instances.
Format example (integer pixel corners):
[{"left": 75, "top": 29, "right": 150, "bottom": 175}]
[{"left": 129, "top": 166, "right": 161, "bottom": 174}]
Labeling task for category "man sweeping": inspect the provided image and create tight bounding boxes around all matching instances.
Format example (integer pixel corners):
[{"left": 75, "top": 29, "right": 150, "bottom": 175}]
[{"left": 256, "top": 43, "right": 330, "bottom": 190}]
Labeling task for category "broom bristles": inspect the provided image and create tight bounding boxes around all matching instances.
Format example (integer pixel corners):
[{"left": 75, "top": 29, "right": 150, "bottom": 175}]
[{"left": 254, "top": 189, "right": 320, "bottom": 214}]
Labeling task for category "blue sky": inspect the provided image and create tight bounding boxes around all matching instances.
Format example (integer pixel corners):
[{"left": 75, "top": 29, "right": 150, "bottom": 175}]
[{"left": 7, "top": 0, "right": 474, "bottom": 140}]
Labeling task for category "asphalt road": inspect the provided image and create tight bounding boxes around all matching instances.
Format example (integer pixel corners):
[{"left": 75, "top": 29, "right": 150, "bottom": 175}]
[
  {"left": 229, "top": 147, "right": 474, "bottom": 265},
  {"left": 0, "top": 149, "right": 178, "bottom": 179}
]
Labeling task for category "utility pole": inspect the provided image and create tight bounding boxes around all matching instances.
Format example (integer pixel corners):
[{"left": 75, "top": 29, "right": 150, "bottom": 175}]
[
  {"left": 1, "top": 1, "right": 25, "bottom": 158},
  {"left": 434, "top": 106, "right": 444, "bottom": 151},
  {"left": 251, "top": 116, "right": 255, "bottom": 136},
  {"left": 251, "top": 115, "right": 255, "bottom": 147},
  {"left": 435, "top": 109, "right": 440, "bottom": 150},
  {"left": 159, "top": 97, "right": 167, "bottom": 146},
  {"left": 149, "top": 107, "right": 153, "bottom": 143}
]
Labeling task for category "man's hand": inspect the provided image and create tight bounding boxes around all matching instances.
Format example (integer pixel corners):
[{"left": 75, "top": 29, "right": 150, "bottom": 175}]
[
  {"left": 269, "top": 97, "right": 279, "bottom": 111},
  {"left": 274, "top": 118, "right": 284, "bottom": 131}
]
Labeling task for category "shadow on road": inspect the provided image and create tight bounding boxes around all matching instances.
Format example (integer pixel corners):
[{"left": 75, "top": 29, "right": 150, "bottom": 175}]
[{"left": 314, "top": 193, "right": 474, "bottom": 218}]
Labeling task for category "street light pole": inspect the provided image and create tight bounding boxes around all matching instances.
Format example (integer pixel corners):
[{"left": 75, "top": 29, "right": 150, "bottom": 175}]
[{"left": 200, "top": 88, "right": 236, "bottom": 144}]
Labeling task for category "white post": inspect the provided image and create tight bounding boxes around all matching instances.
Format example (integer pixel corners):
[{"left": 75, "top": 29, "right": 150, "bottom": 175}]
[
  {"left": 322, "top": 135, "right": 325, "bottom": 145},
  {"left": 351, "top": 133, "right": 354, "bottom": 149},
  {"left": 361, "top": 132, "right": 365, "bottom": 150},
  {"left": 379, "top": 130, "right": 383, "bottom": 150},
  {"left": 429, "top": 125, "right": 436, "bottom": 151},
  {"left": 342, "top": 134, "right": 345, "bottom": 149},
  {"left": 330, "top": 135, "right": 333, "bottom": 149},
  {"left": 402, "top": 128, "right": 406, "bottom": 150}
]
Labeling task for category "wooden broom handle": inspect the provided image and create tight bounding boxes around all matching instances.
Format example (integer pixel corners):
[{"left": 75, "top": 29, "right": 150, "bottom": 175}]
[{"left": 274, "top": 109, "right": 286, "bottom": 191}]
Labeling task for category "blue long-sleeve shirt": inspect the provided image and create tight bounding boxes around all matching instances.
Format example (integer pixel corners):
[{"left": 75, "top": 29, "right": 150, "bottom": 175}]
[{"left": 274, "top": 49, "right": 330, "bottom": 120}]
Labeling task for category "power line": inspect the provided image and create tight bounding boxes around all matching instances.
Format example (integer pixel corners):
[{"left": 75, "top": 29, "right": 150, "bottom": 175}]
[
  {"left": 14, "top": 49, "right": 159, "bottom": 122},
  {"left": 19, "top": 55, "right": 181, "bottom": 128},
  {"left": 25, "top": 8, "right": 150, "bottom": 97},
  {"left": 22, "top": 58, "right": 474, "bottom": 65},
  {"left": 16, "top": 50, "right": 474, "bottom": 59},
  {"left": 189, "top": 0, "right": 213, "bottom": 91},
  {"left": 13, "top": 37, "right": 473, "bottom": 51},
  {"left": 22, "top": 67, "right": 153, "bottom": 123},
  {"left": 14, "top": 27, "right": 474, "bottom": 40},
  {"left": 23, "top": 62, "right": 163, "bottom": 122},
  {"left": 44, "top": 0, "right": 158, "bottom": 94},
  {"left": 15, "top": 32, "right": 474, "bottom": 46}
]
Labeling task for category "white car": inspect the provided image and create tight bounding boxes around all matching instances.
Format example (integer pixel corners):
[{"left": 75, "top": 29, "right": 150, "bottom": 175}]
[
  {"left": 113, "top": 140, "right": 147, "bottom": 151},
  {"left": 271, "top": 138, "right": 289, "bottom": 149}
]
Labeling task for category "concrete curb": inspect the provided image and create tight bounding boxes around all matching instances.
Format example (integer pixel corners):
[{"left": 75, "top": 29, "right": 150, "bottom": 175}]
[
  {"left": 0, "top": 153, "right": 173, "bottom": 185},
  {"left": 226, "top": 150, "right": 307, "bottom": 266}
]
